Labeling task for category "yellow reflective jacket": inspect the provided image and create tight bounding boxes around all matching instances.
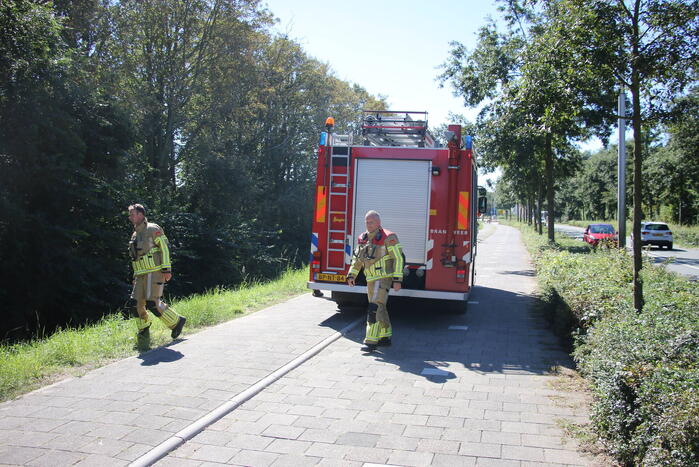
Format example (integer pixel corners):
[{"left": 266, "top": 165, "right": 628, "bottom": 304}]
[
  {"left": 128, "top": 219, "right": 171, "bottom": 276},
  {"left": 348, "top": 228, "right": 404, "bottom": 282}
]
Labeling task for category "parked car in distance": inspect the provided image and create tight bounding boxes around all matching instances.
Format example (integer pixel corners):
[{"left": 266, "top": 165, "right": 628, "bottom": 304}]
[
  {"left": 637, "top": 222, "right": 673, "bottom": 250},
  {"left": 583, "top": 223, "right": 618, "bottom": 247}
]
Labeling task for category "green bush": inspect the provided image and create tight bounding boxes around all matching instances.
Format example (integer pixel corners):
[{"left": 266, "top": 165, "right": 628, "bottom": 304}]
[
  {"left": 574, "top": 269, "right": 699, "bottom": 466},
  {"left": 507, "top": 221, "right": 699, "bottom": 465},
  {"left": 537, "top": 249, "right": 635, "bottom": 337}
]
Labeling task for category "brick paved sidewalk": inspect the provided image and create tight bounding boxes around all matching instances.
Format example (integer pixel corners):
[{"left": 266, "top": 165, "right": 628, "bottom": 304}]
[
  {"left": 0, "top": 294, "right": 357, "bottom": 466},
  {"left": 155, "top": 224, "right": 597, "bottom": 467}
]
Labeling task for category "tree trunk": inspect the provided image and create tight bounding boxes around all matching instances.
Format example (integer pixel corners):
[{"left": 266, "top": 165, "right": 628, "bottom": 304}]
[
  {"left": 537, "top": 183, "right": 543, "bottom": 235},
  {"left": 545, "top": 132, "right": 555, "bottom": 242},
  {"left": 631, "top": 9, "right": 644, "bottom": 313}
]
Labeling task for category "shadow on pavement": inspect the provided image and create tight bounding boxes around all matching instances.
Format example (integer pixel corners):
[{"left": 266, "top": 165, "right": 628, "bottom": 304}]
[
  {"left": 500, "top": 269, "right": 536, "bottom": 277},
  {"left": 328, "top": 285, "right": 570, "bottom": 382},
  {"left": 315, "top": 300, "right": 365, "bottom": 333},
  {"left": 138, "top": 346, "right": 185, "bottom": 366}
]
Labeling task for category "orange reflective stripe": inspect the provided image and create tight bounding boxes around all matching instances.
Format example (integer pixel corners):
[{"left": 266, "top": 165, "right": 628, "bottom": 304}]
[
  {"left": 315, "top": 187, "right": 327, "bottom": 223},
  {"left": 458, "top": 191, "right": 469, "bottom": 229}
]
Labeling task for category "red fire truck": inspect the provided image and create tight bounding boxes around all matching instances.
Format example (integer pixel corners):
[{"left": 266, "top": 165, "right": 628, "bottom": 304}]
[{"left": 307, "top": 111, "right": 485, "bottom": 309}]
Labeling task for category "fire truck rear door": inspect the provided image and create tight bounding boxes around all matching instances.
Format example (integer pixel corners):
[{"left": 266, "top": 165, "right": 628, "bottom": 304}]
[{"left": 352, "top": 159, "right": 431, "bottom": 264}]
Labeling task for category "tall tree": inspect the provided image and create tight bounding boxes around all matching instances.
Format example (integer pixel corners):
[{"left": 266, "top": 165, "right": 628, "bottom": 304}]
[
  {"left": 1, "top": 0, "right": 389, "bottom": 339},
  {"left": 660, "top": 86, "right": 699, "bottom": 224},
  {"left": 440, "top": 2, "right": 613, "bottom": 242},
  {"left": 0, "top": 0, "right": 134, "bottom": 339},
  {"left": 558, "top": 0, "right": 699, "bottom": 311},
  {"left": 100, "top": 0, "right": 271, "bottom": 192}
]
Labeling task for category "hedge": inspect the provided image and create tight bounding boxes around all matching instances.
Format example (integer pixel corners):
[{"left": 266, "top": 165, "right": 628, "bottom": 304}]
[{"left": 525, "top": 226, "right": 699, "bottom": 466}]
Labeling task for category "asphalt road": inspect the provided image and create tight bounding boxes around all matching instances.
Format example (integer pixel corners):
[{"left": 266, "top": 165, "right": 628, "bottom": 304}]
[{"left": 554, "top": 224, "right": 699, "bottom": 281}]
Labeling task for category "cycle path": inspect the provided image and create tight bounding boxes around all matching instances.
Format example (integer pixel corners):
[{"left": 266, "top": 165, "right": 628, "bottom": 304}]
[{"left": 154, "top": 224, "right": 598, "bottom": 467}]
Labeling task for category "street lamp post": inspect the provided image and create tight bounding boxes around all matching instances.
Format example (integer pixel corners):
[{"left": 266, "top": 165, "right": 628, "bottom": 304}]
[{"left": 618, "top": 88, "right": 627, "bottom": 247}]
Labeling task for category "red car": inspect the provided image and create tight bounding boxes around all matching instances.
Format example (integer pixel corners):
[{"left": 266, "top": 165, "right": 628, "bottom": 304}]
[{"left": 583, "top": 223, "right": 618, "bottom": 247}]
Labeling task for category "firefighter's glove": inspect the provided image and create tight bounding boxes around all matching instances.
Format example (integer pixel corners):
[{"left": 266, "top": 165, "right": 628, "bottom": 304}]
[{"left": 367, "top": 303, "right": 378, "bottom": 323}]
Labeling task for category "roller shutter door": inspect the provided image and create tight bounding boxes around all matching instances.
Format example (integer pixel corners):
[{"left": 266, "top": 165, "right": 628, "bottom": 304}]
[{"left": 352, "top": 159, "right": 431, "bottom": 264}]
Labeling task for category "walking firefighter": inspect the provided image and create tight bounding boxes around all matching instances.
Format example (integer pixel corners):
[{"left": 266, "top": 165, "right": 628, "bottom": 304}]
[
  {"left": 127, "top": 204, "right": 186, "bottom": 349},
  {"left": 347, "top": 210, "right": 404, "bottom": 352}
]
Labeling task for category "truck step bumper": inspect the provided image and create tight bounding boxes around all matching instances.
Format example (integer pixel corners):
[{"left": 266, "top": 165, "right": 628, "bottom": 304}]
[{"left": 307, "top": 281, "right": 468, "bottom": 301}]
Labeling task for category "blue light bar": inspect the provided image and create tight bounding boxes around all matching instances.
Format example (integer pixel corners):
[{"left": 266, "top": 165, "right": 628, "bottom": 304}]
[
  {"left": 319, "top": 132, "right": 327, "bottom": 146},
  {"left": 465, "top": 135, "right": 472, "bottom": 149}
]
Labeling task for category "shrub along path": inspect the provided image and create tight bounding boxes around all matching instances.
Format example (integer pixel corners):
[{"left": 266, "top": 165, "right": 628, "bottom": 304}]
[{"left": 508, "top": 220, "right": 699, "bottom": 466}]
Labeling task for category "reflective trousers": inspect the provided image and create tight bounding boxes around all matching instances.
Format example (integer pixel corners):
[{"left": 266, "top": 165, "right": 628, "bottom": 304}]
[
  {"left": 131, "top": 271, "right": 181, "bottom": 331},
  {"left": 364, "top": 278, "right": 393, "bottom": 344}
]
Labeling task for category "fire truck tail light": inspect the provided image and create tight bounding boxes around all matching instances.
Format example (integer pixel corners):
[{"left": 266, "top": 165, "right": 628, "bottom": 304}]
[
  {"left": 311, "top": 251, "right": 321, "bottom": 270},
  {"left": 456, "top": 260, "right": 466, "bottom": 282}
]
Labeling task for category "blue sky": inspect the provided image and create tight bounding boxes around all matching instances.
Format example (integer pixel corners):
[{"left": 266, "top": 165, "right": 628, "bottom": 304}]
[
  {"left": 262, "top": 1, "right": 603, "bottom": 185},
  {"left": 262, "top": 0, "right": 503, "bottom": 129}
]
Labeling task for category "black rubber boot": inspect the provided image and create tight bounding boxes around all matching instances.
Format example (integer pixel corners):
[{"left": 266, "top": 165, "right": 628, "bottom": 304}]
[
  {"left": 377, "top": 337, "right": 392, "bottom": 347},
  {"left": 361, "top": 343, "right": 377, "bottom": 352},
  {"left": 171, "top": 316, "right": 186, "bottom": 339}
]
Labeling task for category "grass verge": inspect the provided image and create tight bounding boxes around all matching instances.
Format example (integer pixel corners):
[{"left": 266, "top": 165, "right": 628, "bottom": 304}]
[
  {"left": 503, "top": 219, "right": 699, "bottom": 466},
  {"left": 562, "top": 219, "right": 699, "bottom": 248},
  {"left": 0, "top": 267, "right": 309, "bottom": 402}
]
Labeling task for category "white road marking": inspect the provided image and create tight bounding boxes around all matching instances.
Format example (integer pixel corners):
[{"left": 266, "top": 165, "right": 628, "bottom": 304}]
[
  {"left": 448, "top": 325, "right": 469, "bottom": 331},
  {"left": 467, "top": 301, "right": 479, "bottom": 304}
]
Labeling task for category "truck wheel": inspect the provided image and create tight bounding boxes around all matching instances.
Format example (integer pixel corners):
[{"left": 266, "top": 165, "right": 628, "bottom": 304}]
[{"left": 668, "top": 243, "right": 673, "bottom": 250}]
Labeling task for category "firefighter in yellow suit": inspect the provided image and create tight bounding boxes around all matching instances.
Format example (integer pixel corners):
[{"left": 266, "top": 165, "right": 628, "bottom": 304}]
[
  {"left": 128, "top": 204, "right": 186, "bottom": 349},
  {"left": 347, "top": 210, "right": 404, "bottom": 352}
]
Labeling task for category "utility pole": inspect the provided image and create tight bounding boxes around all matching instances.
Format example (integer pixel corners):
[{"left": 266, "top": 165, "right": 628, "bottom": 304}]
[{"left": 617, "top": 88, "right": 627, "bottom": 247}]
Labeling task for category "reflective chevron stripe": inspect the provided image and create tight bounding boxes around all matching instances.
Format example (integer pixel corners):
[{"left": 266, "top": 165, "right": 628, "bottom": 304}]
[{"left": 155, "top": 235, "right": 171, "bottom": 269}]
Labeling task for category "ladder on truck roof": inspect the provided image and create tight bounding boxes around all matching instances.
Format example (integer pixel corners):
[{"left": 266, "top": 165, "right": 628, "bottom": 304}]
[
  {"left": 361, "top": 110, "right": 435, "bottom": 148},
  {"left": 325, "top": 139, "right": 351, "bottom": 271}
]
